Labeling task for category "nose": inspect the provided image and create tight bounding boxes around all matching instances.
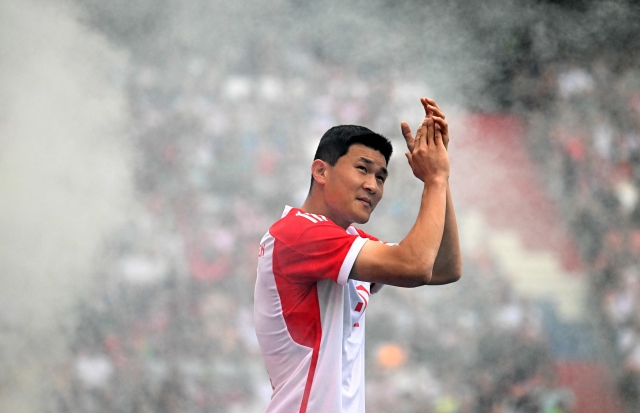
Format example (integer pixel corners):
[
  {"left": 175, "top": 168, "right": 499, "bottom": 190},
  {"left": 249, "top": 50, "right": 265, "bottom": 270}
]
[{"left": 363, "top": 175, "right": 377, "bottom": 194}]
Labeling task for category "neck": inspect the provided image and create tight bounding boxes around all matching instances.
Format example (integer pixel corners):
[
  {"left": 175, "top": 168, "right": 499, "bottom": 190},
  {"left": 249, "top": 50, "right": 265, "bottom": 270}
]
[{"left": 300, "top": 192, "right": 351, "bottom": 230}]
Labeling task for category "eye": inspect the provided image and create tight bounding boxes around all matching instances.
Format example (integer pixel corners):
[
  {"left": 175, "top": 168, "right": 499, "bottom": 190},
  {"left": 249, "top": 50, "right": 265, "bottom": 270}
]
[
  {"left": 377, "top": 175, "right": 386, "bottom": 183},
  {"left": 357, "top": 165, "right": 367, "bottom": 172}
]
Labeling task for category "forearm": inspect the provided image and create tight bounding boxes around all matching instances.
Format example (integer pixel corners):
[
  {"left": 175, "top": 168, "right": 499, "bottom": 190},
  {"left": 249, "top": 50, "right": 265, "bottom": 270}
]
[
  {"left": 429, "top": 182, "right": 462, "bottom": 284},
  {"left": 396, "top": 178, "right": 448, "bottom": 283}
]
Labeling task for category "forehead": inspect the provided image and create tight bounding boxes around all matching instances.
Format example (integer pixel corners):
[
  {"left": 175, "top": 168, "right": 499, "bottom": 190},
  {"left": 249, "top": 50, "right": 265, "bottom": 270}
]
[{"left": 343, "top": 143, "right": 387, "bottom": 168}]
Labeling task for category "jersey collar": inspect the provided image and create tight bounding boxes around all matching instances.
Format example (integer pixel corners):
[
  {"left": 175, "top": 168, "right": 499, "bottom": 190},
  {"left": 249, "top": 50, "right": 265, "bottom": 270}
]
[
  {"left": 282, "top": 205, "right": 294, "bottom": 218},
  {"left": 282, "top": 205, "right": 358, "bottom": 235}
]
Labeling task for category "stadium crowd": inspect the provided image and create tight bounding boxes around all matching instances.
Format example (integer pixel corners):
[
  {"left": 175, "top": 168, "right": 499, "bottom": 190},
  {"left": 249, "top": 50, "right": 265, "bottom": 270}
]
[
  {"left": 4, "top": 0, "right": 634, "bottom": 411},
  {"left": 44, "top": 47, "right": 577, "bottom": 413},
  {"left": 513, "top": 56, "right": 640, "bottom": 410}
]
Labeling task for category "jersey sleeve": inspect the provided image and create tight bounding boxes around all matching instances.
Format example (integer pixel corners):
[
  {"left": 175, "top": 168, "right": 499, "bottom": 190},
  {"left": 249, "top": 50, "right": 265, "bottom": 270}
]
[
  {"left": 295, "top": 223, "right": 367, "bottom": 285},
  {"left": 271, "top": 214, "right": 368, "bottom": 286},
  {"left": 352, "top": 227, "right": 393, "bottom": 294}
]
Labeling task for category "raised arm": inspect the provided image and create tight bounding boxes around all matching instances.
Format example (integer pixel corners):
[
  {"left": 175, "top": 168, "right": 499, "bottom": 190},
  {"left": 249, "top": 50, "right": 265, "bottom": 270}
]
[
  {"left": 350, "top": 98, "right": 462, "bottom": 287},
  {"left": 418, "top": 99, "right": 462, "bottom": 284}
]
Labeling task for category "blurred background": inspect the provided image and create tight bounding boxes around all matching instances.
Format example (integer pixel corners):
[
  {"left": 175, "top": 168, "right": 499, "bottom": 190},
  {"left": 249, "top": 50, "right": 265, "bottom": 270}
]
[{"left": 1, "top": 0, "right": 640, "bottom": 412}]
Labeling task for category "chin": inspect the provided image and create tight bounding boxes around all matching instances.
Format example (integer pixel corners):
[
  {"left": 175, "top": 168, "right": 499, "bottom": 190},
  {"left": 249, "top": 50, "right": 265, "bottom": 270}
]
[{"left": 353, "top": 213, "right": 371, "bottom": 225}]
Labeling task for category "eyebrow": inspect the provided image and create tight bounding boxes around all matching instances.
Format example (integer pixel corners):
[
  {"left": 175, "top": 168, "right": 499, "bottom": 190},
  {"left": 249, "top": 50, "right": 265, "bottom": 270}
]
[{"left": 358, "top": 157, "right": 388, "bottom": 177}]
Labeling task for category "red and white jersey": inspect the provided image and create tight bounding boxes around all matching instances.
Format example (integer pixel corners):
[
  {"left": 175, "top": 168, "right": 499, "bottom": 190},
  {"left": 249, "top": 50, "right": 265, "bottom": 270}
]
[{"left": 254, "top": 206, "right": 383, "bottom": 413}]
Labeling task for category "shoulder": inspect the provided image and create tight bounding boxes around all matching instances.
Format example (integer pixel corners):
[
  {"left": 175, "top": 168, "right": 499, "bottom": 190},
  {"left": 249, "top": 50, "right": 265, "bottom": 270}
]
[{"left": 269, "top": 208, "right": 339, "bottom": 245}]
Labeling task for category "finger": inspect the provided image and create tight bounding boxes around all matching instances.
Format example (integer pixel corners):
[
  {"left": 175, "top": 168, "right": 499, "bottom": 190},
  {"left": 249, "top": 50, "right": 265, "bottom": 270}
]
[
  {"left": 400, "top": 121, "right": 415, "bottom": 153},
  {"left": 431, "top": 116, "right": 449, "bottom": 137},
  {"left": 432, "top": 116, "right": 449, "bottom": 149},
  {"left": 434, "top": 123, "right": 444, "bottom": 147},
  {"left": 420, "top": 97, "right": 432, "bottom": 117},
  {"left": 426, "top": 104, "right": 445, "bottom": 120},
  {"left": 423, "top": 97, "right": 442, "bottom": 113},
  {"left": 426, "top": 117, "right": 435, "bottom": 147},
  {"left": 416, "top": 117, "right": 429, "bottom": 150}
]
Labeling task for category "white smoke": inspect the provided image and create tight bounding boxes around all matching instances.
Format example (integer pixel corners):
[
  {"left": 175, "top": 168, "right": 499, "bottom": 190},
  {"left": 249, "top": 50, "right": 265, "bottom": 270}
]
[{"left": 0, "top": 1, "right": 132, "bottom": 411}]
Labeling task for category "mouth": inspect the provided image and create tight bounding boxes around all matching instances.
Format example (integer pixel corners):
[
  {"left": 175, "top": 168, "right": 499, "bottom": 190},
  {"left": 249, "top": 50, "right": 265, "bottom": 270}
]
[{"left": 357, "top": 197, "right": 372, "bottom": 208}]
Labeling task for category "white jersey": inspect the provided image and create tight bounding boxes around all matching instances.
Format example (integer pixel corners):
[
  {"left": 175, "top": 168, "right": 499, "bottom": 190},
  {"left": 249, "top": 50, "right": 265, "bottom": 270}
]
[{"left": 254, "top": 206, "right": 383, "bottom": 413}]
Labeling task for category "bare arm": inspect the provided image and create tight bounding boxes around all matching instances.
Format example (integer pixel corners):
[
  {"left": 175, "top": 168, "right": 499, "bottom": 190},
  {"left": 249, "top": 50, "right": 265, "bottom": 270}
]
[
  {"left": 350, "top": 97, "right": 460, "bottom": 287},
  {"left": 420, "top": 99, "right": 462, "bottom": 285},
  {"left": 429, "top": 182, "right": 462, "bottom": 284},
  {"left": 416, "top": 99, "right": 461, "bottom": 284}
]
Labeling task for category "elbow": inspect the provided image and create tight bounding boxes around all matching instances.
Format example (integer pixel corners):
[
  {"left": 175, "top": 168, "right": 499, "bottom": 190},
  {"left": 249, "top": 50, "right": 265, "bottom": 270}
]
[
  {"left": 440, "top": 261, "right": 463, "bottom": 285},
  {"left": 416, "top": 261, "right": 441, "bottom": 286},
  {"left": 399, "top": 261, "right": 432, "bottom": 287},
  {"left": 449, "top": 260, "right": 463, "bottom": 282},
  {"left": 449, "top": 267, "right": 463, "bottom": 283},
  {"left": 418, "top": 269, "right": 433, "bottom": 286},
  {"left": 428, "top": 261, "right": 463, "bottom": 285},
  {"left": 415, "top": 264, "right": 434, "bottom": 286},
  {"left": 420, "top": 271, "right": 433, "bottom": 286},
  {"left": 406, "top": 270, "right": 432, "bottom": 287},
  {"left": 452, "top": 260, "right": 463, "bottom": 282},
  {"left": 400, "top": 251, "right": 463, "bottom": 286}
]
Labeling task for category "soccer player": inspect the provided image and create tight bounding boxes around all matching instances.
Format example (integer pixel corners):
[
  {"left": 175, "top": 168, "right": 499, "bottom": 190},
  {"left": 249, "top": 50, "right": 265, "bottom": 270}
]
[{"left": 254, "top": 97, "right": 462, "bottom": 413}]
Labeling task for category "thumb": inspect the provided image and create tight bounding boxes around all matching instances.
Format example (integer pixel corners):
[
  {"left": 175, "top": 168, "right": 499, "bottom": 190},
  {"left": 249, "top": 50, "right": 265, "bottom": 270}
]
[
  {"left": 400, "top": 121, "right": 413, "bottom": 140},
  {"left": 401, "top": 121, "right": 415, "bottom": 152},
  {"left": 405, "top": 152, "right": 413, "bottom": 168}
]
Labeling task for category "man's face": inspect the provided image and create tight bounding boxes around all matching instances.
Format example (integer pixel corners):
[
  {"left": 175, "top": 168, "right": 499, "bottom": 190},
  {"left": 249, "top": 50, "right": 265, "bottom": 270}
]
[{"left": 323, "top": 143, "right": 388, "bottom": 228}]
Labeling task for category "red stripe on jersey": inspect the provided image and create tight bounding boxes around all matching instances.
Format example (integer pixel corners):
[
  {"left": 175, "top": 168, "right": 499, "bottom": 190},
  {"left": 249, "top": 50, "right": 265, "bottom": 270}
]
[{"left": 299, "top": 334, "right": 321, "bottom": 413}]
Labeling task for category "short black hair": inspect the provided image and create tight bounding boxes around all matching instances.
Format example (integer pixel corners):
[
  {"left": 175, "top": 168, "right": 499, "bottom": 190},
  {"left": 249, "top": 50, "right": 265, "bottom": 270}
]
[{"left": 310, "top": 125, "right": 393, "bottom": 190}]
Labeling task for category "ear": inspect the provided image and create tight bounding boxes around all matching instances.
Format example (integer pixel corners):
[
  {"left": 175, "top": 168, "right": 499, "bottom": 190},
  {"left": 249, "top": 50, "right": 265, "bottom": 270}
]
[{"left": 311, "top": 159, "right": 329, "bottom": 185}]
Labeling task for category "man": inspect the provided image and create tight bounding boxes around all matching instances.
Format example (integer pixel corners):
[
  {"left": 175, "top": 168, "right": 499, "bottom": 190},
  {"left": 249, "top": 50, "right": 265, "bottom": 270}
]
[{"left": 254, "top": 97, "right": 462, "bottom": 413}]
